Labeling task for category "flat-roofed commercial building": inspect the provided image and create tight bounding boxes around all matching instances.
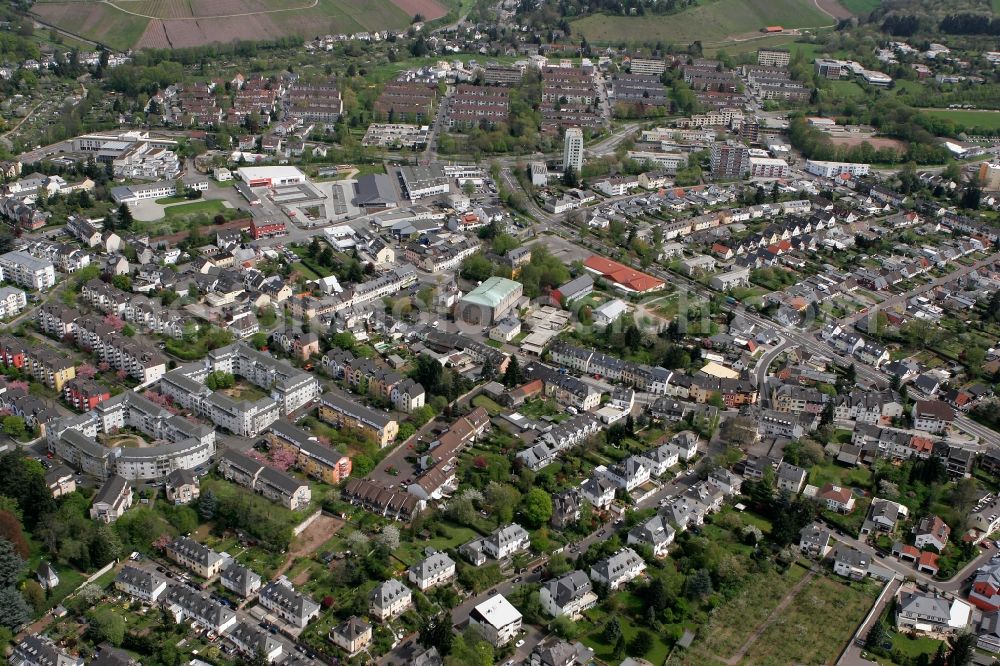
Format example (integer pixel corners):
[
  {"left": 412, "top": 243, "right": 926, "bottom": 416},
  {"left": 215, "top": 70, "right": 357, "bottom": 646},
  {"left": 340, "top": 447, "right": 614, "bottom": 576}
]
[{"left": 456, "top": 277, "right": 523, "bottom": 325}]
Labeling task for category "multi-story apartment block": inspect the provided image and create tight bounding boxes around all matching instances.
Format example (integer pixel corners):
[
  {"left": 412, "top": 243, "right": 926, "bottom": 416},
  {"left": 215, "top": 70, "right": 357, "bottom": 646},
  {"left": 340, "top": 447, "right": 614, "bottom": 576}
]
[
  {"left": 0, "top": 286, "right": 26, "bottom": 318},
  {"left": 0, "top": 251, "right": 56, "bottom": 290},
  {"left": 217, "top": 449, "right": 311, "bottom": 510},
  {"left": 318, "top": 392, "right": 398, "bottom": 448},
  {"left": 267, "top": 420, "right": 352, "bottom": 484}
]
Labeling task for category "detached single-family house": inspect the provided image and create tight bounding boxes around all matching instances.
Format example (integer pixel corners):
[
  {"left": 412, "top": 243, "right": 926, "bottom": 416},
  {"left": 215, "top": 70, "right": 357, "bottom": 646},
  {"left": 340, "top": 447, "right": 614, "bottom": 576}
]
[
  {"left": 408, "top": 551, "right": 456, "bottom": 591},
  {"left": 589, "top": 547, "right": 646, "bottom": 590},
  {"left": 329, "top": 616, "right": 373, "bottom": 657},
  {"left": 369, "top": 579, "right": 412, "bottom": 621},
  {"left": 539, "top": 570, "right": 597, "bottom": 619},
  {"left": 627, "top": 514, "right": 676, "bottom": 557}
]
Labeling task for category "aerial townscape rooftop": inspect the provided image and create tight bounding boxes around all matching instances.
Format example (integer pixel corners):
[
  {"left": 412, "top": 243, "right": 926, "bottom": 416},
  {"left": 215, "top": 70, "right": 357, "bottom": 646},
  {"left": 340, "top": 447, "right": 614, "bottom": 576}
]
[{"left": 2, "top": 1, "right": 1000, "bottom": 664}]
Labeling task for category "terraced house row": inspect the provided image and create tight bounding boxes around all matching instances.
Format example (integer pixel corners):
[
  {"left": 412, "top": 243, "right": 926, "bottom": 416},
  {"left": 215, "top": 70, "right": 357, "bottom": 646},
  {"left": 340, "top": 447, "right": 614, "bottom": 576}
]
[
  {"left": 321, "top": 348, "right": 426, "bottom": 413},
  {"left": 0, "top": 335, "right": 77, "bottom": 391}
]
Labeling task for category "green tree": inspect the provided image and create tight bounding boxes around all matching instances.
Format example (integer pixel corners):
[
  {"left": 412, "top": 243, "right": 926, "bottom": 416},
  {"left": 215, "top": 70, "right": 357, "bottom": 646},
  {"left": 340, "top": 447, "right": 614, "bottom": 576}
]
[
  {"left": 0, "top": 539, "right": 24, "bottom": 588},
  {"left": 460, "top": 254, "right": 494, "bottom": 282},
  {"left": 419, "top": 613, "right": 454, "bottom": 655},
  {"left": 948, "top": 631, "right": 975, "bottom": 666},
  {"left": 198, "top": 489, "right": 217, "bottom": 520},
  {"left": 0, "top": 587, "right": 30, "bottom": 630},
  {"left": 502, "top": 356, "right": 523, "bottom": 388},
  {"left": 603, "top": 616, "right": 622, "bottom": 643},
  {"left": 0, "top": 418, "right": 25, "bottom": 440},
  {"left": 485, "top": 482, "right": 521, "bottom": 525},
  {"left": 521, "top": 488, "right": 552, "bottom": 528},
  {"left": 628, "top": 630, "right": 653, "bottom": 657},
  {"left": 20, "top": 580, "right": 45, "bottom": 615},
  {"left": 116, "top": 203, "right": 133, "bottom": 229},
  {"left": 88, "top": 608, "right": 126, "bottom": 646}
]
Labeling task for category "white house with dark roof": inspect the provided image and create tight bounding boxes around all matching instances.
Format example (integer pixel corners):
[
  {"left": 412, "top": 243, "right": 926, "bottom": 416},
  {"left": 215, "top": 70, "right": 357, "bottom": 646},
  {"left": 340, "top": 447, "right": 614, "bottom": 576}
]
[
  {"left": 896, "top": 589, "right": 970, "bottom": 636},
  {"left": 165, "top": 536, "right": 225, "bottom": 579},
  {"left": 226, "top": 621, "right": 283, "bottom": 662},
  {"left": 114, "top": 565, "right": 167, "bottom": 602},
  {"left": 636, "top": 443, "right": 679, "bottom": 478},
  {"left": 330, "top": 616, "right": 372, "bottom": 657},
  {"left": 258, "top": 579, "right": 320, "bottom": 628},
  {"left": 89, "top": 475, "right": 132, "bottom": 523},
  {"left": 580, "top": 476, "right": 616, "bottom": 509},
  {"left": 163, "top": 586, "right": 237, "bottom": 633},
  {"left": 627, "top": 514, "right": 676, "bottom": 557},
  {"left": 221, "top": 562, "right": 262, "bottom": 598},
  {"left": 539, "top": 570, "right": 597, "bottom": 619},
  {"left": 589, "top": 547, "right": 646, "bottom": 590},
  {"left": 798, "top": 524, "right": 832, "bottom": 559},
  {"left": 408, "top": 551, "right": 455, "bottom": 591},
  {"left": 369, "top": 579, "right": 412, "bottom": 621}
]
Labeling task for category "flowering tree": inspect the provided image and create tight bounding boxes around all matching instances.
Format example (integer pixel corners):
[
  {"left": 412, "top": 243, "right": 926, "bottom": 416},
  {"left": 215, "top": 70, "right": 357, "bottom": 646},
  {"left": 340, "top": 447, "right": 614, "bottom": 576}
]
[
  {"left": 268, "top": 447, "right": 298, "bottom": 472},
  {"left": 379, "top": 525, "right": 400, "bottom": 551},
  {"left": 345, "top": 531, "right": 369, "bottom": 554},
  {"left": 98, "top": 362, "right": 111, "bottom": 373},
  {"left": 76, "top": 363, "right": 98, "bottom": 379},
  {"left": 152, "top": 534, "right": 172, "bottom": 551},
  {"left": 103, "top": 314, "right": 125, "bottom": 331},
  {"left": 6, "top": 381, "right": 28, "bottom": 393},
  {"left": 116, "top": 370, "right": 128, "bottom": 381}
]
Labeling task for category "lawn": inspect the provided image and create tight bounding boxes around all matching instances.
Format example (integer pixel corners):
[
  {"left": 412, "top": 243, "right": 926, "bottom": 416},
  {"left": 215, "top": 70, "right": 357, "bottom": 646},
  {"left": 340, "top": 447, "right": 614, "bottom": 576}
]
[
  {"left": 808, "top": 459, "right": 872, "bottom": 490},
  {"left": 31, "top": 1, "right": 149, "bottom": 50},
  {"left": 919, "top": 109, "right": 1000, "bottom": 132},
  {"left": 571, "top": 0, "right": 831, "bottom": 45},
  {"left": 392, "top": 521, "right": 479, "bottom": 567},
  {"left": 471, "top": 394, "right": 504, "bottom": 416},
  {"left": 163, "top": 200, "right": 228, "bottom": 219},
  {"left": 825, "top": 79, "right": 869, "bottom": 101},
  {"left": 580, "top": 606, "right": 674, "bottom": 665},
  {"left": 33, "top": 0, "right": 416, "bottom": 50},
  {"left": 740, "top": 574, "right": 879, "bottom": 665}
]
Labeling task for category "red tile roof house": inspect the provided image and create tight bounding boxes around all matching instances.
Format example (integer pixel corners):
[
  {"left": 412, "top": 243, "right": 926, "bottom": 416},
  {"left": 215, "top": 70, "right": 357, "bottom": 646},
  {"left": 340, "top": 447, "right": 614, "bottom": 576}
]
[
  {"left": 816, "top": 483, "right": 855, "bottom": 513},
  {"left": 913, "top": 515, "right": 951, "bottom": 553}
]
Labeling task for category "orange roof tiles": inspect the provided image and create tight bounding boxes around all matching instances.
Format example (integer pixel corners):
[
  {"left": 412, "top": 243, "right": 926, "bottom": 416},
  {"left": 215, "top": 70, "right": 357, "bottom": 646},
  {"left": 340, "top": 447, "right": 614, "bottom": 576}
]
[{"left": 583, "top": 255, "right": 664, "bottom": 293}]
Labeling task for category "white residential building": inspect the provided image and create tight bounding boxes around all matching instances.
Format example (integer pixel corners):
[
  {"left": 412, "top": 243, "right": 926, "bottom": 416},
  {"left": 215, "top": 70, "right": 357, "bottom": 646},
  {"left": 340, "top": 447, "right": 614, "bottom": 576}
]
[
  {"left": 469, "top": 594, "right": 522, "bottom": 647},
  {"left": 0, "top": 251, "right": 56, "bottom": 290}
]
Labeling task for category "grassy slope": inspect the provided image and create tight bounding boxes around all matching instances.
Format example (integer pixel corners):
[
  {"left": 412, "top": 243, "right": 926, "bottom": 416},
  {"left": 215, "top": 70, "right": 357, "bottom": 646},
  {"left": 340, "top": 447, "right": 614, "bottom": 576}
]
[
  {"left": 572, "top": 0, "right": 831, "bottom": 45},
  {"left": 32, "top": 1, "right": 149, "bottom": 50}
]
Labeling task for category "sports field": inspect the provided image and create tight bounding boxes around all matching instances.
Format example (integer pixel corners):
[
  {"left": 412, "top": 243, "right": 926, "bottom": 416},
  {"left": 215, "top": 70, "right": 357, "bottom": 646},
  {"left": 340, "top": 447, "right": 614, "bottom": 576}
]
[
  {"left": 920, "top": 109, "right": 1000, "bottom": 132},
  {"left": 31, "top": 0, "right": 443, "bottom": 50},
  {"left": 571, "top": 0, "right": 832, "bottom": 46}
]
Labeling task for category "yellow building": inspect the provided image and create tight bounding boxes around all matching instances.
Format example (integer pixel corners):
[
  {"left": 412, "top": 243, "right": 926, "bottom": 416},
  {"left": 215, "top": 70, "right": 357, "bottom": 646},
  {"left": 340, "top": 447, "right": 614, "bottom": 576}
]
[{"left": 317, "top": 393, "right": 398, "bottom": 448}]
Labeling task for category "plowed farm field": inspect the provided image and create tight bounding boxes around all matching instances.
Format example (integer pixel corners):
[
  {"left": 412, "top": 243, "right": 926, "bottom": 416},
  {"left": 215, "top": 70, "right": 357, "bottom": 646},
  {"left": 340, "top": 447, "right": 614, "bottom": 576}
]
[{"left": 31, "top": 0, "right": 444, "bottom": 50}]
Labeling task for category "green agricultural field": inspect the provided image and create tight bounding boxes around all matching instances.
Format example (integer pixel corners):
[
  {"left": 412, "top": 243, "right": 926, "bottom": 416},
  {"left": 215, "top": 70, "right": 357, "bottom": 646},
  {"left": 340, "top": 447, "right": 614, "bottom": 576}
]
[
  {"left": 572, "top": 0, "right": 831, "bottom": 46},
  {"left": 920, "top": 109, "right": 1000, "bottom": 131},
  {"left": 839, "top": 0, "right": 881, "bottom": 14}
]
